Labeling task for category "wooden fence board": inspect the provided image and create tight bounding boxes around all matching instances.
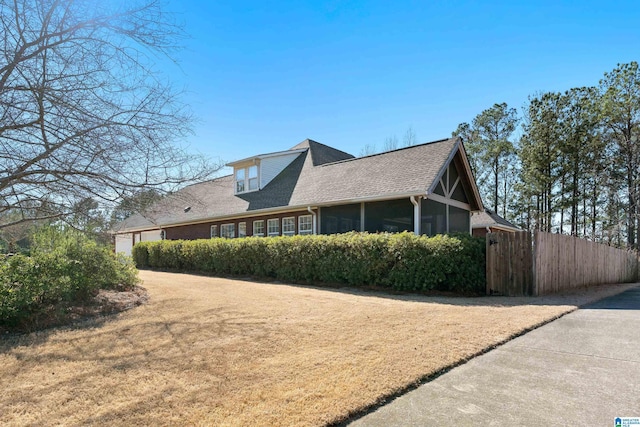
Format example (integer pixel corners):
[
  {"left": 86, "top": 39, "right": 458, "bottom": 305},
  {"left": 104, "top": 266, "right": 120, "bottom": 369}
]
[
  {"left": 487, "top": 231, "right": 639, "bottom": 296},
  {"left": 486, "top": 231, "right": 533, "bottom": 296}
]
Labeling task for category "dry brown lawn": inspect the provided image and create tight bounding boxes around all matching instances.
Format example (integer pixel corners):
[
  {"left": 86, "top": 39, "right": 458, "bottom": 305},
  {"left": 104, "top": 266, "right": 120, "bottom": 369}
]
[{"left": 1, "top": 271, "right": 634, "bottom": 426}]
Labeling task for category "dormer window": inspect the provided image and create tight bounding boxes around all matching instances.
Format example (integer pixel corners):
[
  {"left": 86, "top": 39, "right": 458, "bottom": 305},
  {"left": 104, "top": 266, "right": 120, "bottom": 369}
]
[{"left": 235, "top": 165, "right": 258, "bottom": 194}]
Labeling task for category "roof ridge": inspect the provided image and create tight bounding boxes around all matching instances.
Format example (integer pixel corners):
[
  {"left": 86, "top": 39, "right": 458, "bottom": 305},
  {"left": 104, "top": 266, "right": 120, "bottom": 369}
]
[
  {"left": 307, "top": 139, "right": 354, "bottom": 157},
  {"left": 321, "top": 137, "right": 456, "bottom": 167}
]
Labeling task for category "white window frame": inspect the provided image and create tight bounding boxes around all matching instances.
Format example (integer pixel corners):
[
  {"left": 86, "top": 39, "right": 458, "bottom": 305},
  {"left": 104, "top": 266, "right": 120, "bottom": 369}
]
[
  {"left": 248, "top": 165, "right": 258, "bottom": 191},
  {"left": 235, "top": 165, "right": 259, "bottom": 194},
  {"left": 235, "top": 168, "right": 245, "bottom": 193},
  {"left": 298, "top": 215, "right": 313, "bottom": 235},
  {"left": 210, "top": 225, "right": 218, "bottom": 238},
  {"left": 267, "top": 218, "right": 280, "bottom": 236},
  {"left": 282, "top": 217, "right": 295, "bottom": 236},
  {"left": 220, "top": 223, "right": 235, "bottom": 239},
  {"left": 238, "top": 222, "right": 247, "bottom": 238},
  {"left": 253, "top": 220, "right": 265, "bottom": 237}
]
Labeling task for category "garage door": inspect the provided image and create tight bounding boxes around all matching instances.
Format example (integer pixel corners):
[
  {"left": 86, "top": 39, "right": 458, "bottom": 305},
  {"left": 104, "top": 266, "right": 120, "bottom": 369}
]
[{"left": 115, "top": 233, "right": 134, "bottom": 256}]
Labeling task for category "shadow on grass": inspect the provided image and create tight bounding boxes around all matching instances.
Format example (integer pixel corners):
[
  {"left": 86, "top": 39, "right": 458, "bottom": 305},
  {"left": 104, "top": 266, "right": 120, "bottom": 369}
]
[
  {"left": 139, "top": 267, "right": 639, "bottom": 309},
  {"left": 0, "top": 300, "right": 273, "bottom": 425},
  {"left": 0, "top": 311, "right": 116, "bottom": 352}
]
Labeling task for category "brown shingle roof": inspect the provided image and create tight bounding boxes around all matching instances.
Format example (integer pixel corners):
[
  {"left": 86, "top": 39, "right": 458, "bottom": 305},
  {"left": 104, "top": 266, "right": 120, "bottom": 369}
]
[
  {"left": 116, "top": 137, "right": 477, "bottom": 232},
  {"left": 471, "top": 209, "right": 520, "bottom": 230},
  {"left": 289, "top": 137, "right": 458, "bottom": 205},
  {"left": 289, "top": 139, "right": 355, "bottom": 166}
]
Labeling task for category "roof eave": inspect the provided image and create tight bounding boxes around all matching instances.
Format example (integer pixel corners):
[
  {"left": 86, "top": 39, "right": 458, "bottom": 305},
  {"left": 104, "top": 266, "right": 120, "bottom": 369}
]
[
  {"left": 472, "top": 223, "right": 520, "bottom": 231},
  {"left": 226, "top": 148, "right": 307, "bottom": 167},
  {"left": 113, "top": 192, "right": 429, "bottom": 234}
]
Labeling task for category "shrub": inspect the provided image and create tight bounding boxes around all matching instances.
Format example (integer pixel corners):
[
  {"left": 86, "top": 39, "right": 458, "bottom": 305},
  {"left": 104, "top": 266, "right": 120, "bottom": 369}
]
[
  {"left": 132, "top": 232, "right": 485, "bottom": 294},
  {"left": 0, "top": 226, "right": 139, "bottom": 328}
]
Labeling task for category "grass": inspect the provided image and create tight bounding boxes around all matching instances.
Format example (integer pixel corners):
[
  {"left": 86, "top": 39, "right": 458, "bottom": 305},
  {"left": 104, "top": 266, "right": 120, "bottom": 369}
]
[{"left": 0, "top": 270, "right": 633, "bottom": 426}]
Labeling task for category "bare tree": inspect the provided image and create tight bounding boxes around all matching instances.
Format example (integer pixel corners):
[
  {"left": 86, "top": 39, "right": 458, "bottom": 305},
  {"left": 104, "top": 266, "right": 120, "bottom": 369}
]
[
  {"left": 0, "top": 0, "right": 219, "bottom": 230},
  {"left": 382, "top": 135, "right": 399, "bottom": 152},
  {"left": 359, "top": 143, "right": 377, "bottom": 157},
  {"left": 402, "top": 126, "right": 417, "bottom": 147}
]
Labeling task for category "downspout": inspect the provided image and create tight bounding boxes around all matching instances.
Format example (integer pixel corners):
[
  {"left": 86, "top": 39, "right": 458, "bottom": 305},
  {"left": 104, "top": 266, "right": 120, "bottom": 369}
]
[
  {"left": 410, "top": 196, "right": 421, "bottom": 236},
  {"left": 307, "top": 206, "right": 317, "bottom": 234}
]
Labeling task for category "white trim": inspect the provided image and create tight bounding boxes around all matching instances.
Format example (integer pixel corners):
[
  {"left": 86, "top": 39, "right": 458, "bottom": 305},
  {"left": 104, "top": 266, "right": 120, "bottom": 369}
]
[
  {"left": 252, "top": 220, "right": 265, "bottom": 237},
  {"left": 317, "top": 191, "right": 429, "bottom": 208},
  {"left": 220, "top": 223, "right": 235, "bottom": 239},
  {"left": 455, "top": 140, "right": 484, "bottom": 211},
  {"left": 226, "top": 148, "right": 307, "bottom": 167},
  {"left": 428, "top": 140, "right": 460, "bottom": 195},
  {"left": 472, "top": 223, "right": 520, "bottom": 232},
  {"left": 306, "top": 207, "right": 317, "bottom": 235},
  {"left": 427, "top": 193, "right": 471, "bottom": 210},
  {"left": 299, "top": 214, "right": 313, "bottom": 235},
  {"left": 210, "top": 224, "right": 218, "bottom": 238},
  {"left": 282, "top": 216, "right": 295, "bottom": 236},
  {"left": 410, "top": 196, "right": 421, "bottom": 236},
  {"left": 235, "top": 164, "right": 259, "bottom": 194},
  {"left": 267, "top": 218, "right": 280, "bottom": 236},
  {"left": 426, "top": 138, "right": 483, "bottom": 211},
  {"left": 448, "top": 177, "right": 461, "bottom": 198}
]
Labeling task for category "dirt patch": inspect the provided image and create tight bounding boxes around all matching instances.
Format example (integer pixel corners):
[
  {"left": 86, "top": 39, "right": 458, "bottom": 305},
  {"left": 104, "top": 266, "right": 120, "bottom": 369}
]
[
  {"left": 0, "top": 286, "right": 149, "bottom": 334},
  {"left": 0, "top": 270, "right": 634, "bottom": 426},
  {"left": 92, "top": 286, "right": 150, "bottom": 314}
]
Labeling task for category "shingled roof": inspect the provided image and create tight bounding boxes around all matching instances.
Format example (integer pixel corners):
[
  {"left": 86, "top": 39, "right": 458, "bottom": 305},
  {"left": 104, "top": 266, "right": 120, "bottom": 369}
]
[
  {"left": 471, "top": 209, "right": 520, "bottom": 231},
  {"left": 116, "top": 137, "right": 482, "bottom": 232},
  {"left": 289, "top": 139, "right": 354, "bottom": 166}
]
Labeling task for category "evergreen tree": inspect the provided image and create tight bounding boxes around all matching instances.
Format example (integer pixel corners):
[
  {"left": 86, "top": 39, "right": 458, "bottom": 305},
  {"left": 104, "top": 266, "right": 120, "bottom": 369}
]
[{"left": 453, "top": 103, "right": 518, "bottom": 217}]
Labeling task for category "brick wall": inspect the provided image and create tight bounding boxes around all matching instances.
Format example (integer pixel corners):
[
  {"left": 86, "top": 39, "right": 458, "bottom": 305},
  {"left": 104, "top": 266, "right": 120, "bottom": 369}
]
[{"left": 164, "top": 209, "right": 317, "bottom": 240}]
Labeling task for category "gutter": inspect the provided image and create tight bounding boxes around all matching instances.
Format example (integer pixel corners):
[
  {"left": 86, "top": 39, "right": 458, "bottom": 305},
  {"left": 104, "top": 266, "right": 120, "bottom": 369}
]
[
  {"left": 410, "top": 196, "right": 421, "bottom": 236},
  {"left": 307, "top": 206, "right": 318, "bottom": 234},
  {"left": 114, "top": 191, "right": 427, "bottom": 234}
]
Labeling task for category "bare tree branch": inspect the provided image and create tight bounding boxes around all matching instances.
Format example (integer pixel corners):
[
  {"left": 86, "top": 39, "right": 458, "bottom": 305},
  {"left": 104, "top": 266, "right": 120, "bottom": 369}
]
[{"left": 0, "top": 0, "right": 221, "bottom": 229}]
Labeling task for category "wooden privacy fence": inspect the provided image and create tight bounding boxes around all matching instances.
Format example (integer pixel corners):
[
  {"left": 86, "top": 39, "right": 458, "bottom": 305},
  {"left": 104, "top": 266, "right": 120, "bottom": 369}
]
[{"left": 486, "top": 231, "right": 639, "bottom": 296}]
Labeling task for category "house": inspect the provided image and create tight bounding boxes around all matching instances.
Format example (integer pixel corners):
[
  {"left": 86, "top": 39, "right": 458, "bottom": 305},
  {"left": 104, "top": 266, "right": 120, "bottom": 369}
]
[
  {"left": 114, "top": 137, "right": 484, "bottom": 255},
  {"left": 470, "top": 208, "right": 520, "bottom": 237}
]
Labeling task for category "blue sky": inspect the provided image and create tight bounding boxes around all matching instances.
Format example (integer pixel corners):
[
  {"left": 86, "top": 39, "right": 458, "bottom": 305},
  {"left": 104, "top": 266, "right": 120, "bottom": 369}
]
[{"left": 161, "top": 0, "right": 640, "bottom": 172}]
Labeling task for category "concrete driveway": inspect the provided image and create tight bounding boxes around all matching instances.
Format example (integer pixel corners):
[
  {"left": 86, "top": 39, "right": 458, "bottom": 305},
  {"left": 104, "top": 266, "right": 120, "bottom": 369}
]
[{"left": 350, "top": 286, "right": 640, "bottom": 426}]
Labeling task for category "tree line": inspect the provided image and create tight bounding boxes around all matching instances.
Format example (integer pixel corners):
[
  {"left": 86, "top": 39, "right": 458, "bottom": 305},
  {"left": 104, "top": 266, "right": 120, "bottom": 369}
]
[{"left": 454, "top": 62, "right": 640, "bottom": 250}]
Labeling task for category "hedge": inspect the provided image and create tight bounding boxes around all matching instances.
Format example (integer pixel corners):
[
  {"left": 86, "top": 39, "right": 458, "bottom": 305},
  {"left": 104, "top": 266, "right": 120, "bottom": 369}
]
[
  {"left": 0, "top": 227, "right": 139, "bottom": 328},
  {"left": 133, "top": 232, "right": 485, "bottom": 293}
]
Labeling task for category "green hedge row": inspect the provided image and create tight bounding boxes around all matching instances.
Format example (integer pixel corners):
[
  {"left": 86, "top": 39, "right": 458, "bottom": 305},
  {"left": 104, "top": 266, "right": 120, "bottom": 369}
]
[
  {"left": 133, "top": 232, "right": 485, "bottom": 293},
  {"left": 0, "top": 227, "right": 139, "bottom": 328}
]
